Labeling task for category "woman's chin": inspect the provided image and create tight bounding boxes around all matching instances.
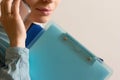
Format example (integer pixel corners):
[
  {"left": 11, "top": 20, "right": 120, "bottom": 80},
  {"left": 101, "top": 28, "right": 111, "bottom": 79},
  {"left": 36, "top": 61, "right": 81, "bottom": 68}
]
[{"left": 31, "top": 16, "right": 51, "bottom": 23}]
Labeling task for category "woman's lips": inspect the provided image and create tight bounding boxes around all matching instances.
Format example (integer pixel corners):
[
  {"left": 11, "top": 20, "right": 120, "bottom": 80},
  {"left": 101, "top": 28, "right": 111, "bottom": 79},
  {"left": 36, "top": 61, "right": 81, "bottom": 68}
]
[{"left": 36, "top": 8, "right": 52, "bottom": 16}]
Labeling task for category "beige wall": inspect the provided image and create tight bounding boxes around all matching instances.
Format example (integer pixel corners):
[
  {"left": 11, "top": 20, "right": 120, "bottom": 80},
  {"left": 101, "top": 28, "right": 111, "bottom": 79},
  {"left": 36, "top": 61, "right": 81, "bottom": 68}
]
[{"left": 52, "top": 0, "right": 120, "bottom": 80}]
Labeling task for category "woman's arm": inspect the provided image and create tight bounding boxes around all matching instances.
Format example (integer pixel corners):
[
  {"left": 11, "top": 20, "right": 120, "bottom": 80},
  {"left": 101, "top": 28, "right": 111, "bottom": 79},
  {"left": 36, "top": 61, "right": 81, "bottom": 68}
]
[
  {"left": 0, "top": 0, "right": 31, "bottom": 79},
  {"left": 0, "top": 25, "right": 30, "bottom": 80}
]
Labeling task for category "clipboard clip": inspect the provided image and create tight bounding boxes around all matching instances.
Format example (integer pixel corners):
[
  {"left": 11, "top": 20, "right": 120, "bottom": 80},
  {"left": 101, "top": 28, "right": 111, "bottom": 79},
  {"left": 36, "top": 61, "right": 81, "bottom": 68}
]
[{"left": 61, "top": 33, "right": 98, "bottom": 65}]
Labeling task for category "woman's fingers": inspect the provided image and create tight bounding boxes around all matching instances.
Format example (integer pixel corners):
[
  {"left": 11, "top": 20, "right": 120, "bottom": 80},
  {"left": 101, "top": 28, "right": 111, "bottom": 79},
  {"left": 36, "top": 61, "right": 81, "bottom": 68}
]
[
  {"left": 1, "top": 0, "right": 21, "bottom": 16},
  {"left": 0, "top": 1, "right": 5, "bottom": 17},
  {"left": 1, "top": 0, "right": 13, "bottom": 16}
]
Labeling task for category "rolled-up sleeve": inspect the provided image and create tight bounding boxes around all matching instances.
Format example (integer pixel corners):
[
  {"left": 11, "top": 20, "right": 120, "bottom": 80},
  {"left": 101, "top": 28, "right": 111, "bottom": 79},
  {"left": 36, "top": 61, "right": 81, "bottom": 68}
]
[{"left": 0, "top": 47, "right": 31, "bottom": 80}]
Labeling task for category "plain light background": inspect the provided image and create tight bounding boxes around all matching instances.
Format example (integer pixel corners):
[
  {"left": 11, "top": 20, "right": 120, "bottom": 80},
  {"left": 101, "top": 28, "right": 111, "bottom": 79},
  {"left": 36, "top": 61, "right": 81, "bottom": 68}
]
[{"left": 51, "top": 0, "right": 120, "bottom": 80}]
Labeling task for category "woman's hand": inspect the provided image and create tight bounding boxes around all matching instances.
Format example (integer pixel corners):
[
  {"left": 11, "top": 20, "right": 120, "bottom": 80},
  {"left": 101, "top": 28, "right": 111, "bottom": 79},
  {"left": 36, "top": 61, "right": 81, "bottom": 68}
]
[{"left": 0, "top": 0, "right": 26, "bottom": 47}]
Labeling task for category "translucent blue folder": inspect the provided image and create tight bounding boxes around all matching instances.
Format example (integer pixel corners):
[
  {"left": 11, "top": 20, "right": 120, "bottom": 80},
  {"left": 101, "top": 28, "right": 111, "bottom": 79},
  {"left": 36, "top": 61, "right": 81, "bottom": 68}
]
[{"left": 27, "top": 23, "right": 112, "bottom": 80}]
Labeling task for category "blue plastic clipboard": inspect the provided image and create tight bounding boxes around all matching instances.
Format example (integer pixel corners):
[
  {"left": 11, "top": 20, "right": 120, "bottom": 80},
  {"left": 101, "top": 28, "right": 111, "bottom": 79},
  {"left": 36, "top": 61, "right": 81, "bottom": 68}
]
[{"left": 28, "top": 23, "right": 112, "bottom": 80}]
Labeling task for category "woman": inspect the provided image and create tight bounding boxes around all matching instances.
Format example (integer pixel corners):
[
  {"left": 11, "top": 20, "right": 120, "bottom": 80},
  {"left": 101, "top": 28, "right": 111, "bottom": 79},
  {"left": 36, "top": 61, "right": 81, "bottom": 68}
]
[{"left": 0, "top": 0, "right": 61, "bottom": 80}]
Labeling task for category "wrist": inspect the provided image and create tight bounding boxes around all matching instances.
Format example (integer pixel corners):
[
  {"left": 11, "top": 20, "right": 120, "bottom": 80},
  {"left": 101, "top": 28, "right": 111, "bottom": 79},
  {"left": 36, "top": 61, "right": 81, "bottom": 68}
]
[{"left": 10, "top": 39, "right": 26, "bottom": 48}]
